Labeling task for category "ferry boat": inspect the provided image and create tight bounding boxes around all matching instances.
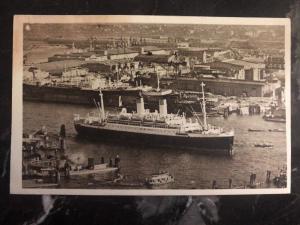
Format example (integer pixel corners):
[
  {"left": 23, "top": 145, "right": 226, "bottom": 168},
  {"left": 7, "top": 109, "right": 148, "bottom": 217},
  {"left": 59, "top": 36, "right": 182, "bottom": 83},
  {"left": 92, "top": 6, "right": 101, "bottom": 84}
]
[
  {"left": 74, "top": 82, "right": 235, "bottom": 156},
  {"left": 145, "top": 171, "right": 174, "bottom": 187}
]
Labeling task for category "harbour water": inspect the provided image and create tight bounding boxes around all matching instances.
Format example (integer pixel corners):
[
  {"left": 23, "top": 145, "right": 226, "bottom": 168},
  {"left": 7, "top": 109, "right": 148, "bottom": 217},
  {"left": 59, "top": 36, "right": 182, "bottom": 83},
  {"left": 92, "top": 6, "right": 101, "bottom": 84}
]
[{"left": 23, "top": 101, "right": 287, "bottom": 189}]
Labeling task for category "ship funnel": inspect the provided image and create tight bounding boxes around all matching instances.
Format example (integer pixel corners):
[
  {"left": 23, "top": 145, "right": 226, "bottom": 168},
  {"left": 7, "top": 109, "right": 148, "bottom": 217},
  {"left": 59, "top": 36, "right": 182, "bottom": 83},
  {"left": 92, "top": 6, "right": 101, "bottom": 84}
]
[
  {"left": 159, "top": 99, "right": 167, "bottom": 116},
  {"left": 136, "top": 98, "right": 145, "bottom": 115}
]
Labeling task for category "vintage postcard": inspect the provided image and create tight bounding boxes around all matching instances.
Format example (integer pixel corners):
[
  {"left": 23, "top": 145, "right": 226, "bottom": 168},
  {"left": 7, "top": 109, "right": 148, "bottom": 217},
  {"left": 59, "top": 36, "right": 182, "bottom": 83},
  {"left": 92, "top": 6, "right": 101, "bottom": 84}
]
[{"left": 11, "top": 15, "right": 291, "bottom": 195}]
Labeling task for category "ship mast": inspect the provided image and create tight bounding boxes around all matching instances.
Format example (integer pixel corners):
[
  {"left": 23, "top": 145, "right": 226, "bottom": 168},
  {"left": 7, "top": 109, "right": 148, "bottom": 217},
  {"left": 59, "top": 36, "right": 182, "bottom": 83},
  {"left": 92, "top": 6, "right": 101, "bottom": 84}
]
[
  {"left": 99, "top": 88, "right": 105, "bottom": 121},
  {"left": 201, "top": 82, "right": 208, "bottom": 130},
  {"left": 157, "top": 72, "right": 160, "bottom": 92}
]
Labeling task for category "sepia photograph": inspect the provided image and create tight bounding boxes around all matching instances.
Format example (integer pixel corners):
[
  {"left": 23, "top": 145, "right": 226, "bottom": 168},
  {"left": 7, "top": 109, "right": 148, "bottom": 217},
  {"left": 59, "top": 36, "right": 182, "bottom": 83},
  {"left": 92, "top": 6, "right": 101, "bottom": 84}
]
[{"left": 11, "top": 15, "right": 291, "bottom": 195}]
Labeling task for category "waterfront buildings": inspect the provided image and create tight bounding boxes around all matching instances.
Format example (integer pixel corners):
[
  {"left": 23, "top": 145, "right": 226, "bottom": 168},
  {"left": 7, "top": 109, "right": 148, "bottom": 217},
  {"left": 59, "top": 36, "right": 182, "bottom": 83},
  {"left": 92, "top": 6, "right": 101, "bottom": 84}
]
[{"left": 25, "top": 32, "right": 284, "bottom": 99}]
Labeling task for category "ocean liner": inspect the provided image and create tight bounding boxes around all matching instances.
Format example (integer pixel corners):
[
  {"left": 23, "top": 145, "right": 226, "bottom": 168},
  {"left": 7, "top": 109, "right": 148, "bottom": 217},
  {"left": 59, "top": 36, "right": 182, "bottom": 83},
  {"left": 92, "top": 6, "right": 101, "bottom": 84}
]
[
  {"left": 74, "top": 82, "right": 235, "bottom": 155},
  {"left": 23, "top": 67, "right": 145, "bottom": 107},
  {"left": 23, "top": 82, "right": 141, "bottom": 107}
]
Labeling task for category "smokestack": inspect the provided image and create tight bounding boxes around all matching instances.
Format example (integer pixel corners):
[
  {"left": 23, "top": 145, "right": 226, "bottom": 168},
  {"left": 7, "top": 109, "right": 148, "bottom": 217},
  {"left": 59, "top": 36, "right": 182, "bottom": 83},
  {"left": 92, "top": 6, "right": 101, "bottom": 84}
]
[
  {"left": 136, "top": 98, "right": 145, "bottom": 115},
  {"left": 159, "top": 99, "right": 167, "bottom": 115}
]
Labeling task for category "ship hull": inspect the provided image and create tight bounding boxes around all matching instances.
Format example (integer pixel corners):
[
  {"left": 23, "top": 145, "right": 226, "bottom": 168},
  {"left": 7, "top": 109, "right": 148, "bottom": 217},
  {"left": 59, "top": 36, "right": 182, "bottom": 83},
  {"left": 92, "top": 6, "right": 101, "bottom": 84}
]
[
  {"left": 23, "top": 83, "right": 140, "bottom": 107},
  {"left": 74, "top": 123, "right": 234, "bottom": 155}
]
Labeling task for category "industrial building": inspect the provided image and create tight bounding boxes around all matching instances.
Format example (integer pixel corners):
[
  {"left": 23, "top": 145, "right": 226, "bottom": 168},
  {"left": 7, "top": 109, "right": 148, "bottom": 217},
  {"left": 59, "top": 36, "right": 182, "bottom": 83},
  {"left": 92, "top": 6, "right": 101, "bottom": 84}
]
[
  {"left": 134, "top": 54, "right": 177, "bottom": 64},
  {"left": 161, "top": 77, "right": 267, "bottom": 97},
  {"left": 205, "top": 59, "right": 266, "bottom": 81},
  {"left": 48, "top": 52, "right": 94, "bottom": 62},
  {"left": 178, "top": 47, "right": 209, "bottom": 63}
]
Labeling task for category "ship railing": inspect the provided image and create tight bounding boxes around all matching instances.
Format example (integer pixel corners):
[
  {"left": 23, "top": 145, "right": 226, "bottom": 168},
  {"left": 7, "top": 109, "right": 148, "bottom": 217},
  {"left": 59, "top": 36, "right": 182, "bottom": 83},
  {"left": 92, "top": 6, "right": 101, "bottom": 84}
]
[{"left": 107, "top": 117, "right": 173, "bottom": 129}]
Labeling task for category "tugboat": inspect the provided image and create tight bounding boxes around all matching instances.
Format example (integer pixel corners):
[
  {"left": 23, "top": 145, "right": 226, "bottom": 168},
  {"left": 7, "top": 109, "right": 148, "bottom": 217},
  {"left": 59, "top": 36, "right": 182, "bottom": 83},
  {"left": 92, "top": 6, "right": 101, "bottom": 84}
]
[
  {"left": 145, "top": 171, "right": 174, "bottom": 187},
  {"left": 74, "top": 82, "right": 235, "bottom": 156}
]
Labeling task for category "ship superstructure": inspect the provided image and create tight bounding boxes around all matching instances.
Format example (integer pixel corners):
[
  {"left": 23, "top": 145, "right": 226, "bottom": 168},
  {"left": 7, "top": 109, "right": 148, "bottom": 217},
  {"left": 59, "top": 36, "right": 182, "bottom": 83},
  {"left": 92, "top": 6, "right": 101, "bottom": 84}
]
[
  {"left": 74, "top": 82, "right": 234, "bottom": 155},
  {"left": 23, "top": 67, "right": 158, "bottom": 107}
]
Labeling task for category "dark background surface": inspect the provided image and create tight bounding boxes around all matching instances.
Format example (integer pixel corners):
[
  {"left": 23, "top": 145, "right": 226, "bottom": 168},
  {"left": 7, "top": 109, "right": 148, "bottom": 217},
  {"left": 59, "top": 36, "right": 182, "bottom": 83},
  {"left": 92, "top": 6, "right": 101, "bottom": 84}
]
[{"left": 0, "top": 0, "right": 300, "bottom": 224}]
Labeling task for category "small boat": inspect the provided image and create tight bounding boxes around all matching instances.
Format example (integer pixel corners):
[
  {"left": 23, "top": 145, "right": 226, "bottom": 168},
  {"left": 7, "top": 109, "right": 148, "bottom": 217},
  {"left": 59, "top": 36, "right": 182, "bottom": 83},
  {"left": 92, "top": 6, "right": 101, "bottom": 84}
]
[
  {"left": 68, "top": 163, "right": 118, "bottom": 176},
  {"left": 145, "top": 171, "right": 174, "bottom": 187},
  {"left": 268, "top": 128, "right": 285, "bottom": 132},
  {"left": 263, "top": 116, "right": 286, "bottom": 123},
  {"left": 254, "top": 143, "right": 273, "bottom": 148},
  {"left": 248, "top": 128, "right": 265, "bottom": 132}
]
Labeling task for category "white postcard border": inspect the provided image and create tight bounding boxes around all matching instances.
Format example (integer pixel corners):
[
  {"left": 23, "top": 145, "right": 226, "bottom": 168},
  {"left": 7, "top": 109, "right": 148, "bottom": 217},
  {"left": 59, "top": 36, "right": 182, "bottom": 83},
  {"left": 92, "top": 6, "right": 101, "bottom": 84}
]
[{"left": 11, "top": 15, "right": 291, "bottom": 195}]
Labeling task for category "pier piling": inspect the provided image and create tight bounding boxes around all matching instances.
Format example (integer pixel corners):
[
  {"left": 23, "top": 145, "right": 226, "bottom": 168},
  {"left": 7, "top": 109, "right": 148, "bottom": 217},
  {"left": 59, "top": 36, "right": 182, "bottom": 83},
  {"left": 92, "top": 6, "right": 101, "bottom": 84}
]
[
  {"left": 266, "top": 170, "right": 271, "bottom": 183},
  {"left": 64, "top": 163, "right": 70, "bottom": 178},
  {"left": 212, "top": 180, "right": 217, "bottom": 189},
  {"left": 59, "top": 124, "right": 66, "bottom": 150},
  {"left": 55, "top": 169, "right": 61, "bottom": 183},
  {"left": 88, "top": 158, "right": 95, "bottom": 170},
  {"left": 228, "top": 178, "right": 232, "bottom": 188},
  {"left": 249, "top": 173, "right": 257, "bottom": 187},
  {"left": 223, "top": 107, "right": 229, "bottom": 118},
  {"left": 115, "top": 155, "right": 120, "bottom": 168}
]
